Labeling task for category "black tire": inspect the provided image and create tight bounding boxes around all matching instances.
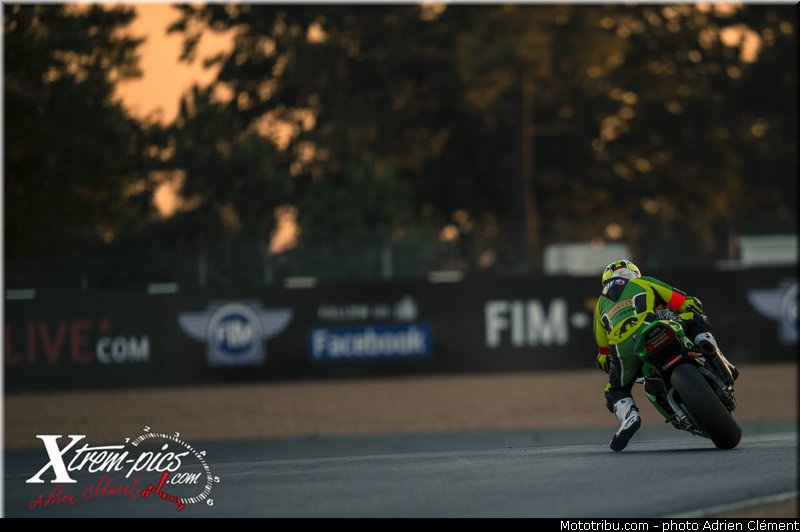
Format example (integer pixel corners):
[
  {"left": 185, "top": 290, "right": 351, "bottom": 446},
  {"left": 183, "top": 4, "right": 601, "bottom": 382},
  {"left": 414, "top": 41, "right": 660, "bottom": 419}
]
[{"left": 671, "top": 363, "right": 741, "bottom": 449}]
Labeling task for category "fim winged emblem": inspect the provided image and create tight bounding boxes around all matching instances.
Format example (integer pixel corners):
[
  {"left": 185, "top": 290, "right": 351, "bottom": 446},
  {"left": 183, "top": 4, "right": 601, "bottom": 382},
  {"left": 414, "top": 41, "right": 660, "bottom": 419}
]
[
  {"left": 747, "top": 279, "right": 797, "bottom": 345},
  {"left": 178, "top": 301, "right": 293, "bottom": 366}
]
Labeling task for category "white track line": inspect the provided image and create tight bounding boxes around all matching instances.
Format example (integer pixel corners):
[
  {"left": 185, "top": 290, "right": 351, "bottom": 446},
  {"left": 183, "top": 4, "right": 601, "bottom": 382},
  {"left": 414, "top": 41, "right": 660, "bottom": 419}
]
[{"left": 669, "top": 490, "right": 798, "bottom": 518}]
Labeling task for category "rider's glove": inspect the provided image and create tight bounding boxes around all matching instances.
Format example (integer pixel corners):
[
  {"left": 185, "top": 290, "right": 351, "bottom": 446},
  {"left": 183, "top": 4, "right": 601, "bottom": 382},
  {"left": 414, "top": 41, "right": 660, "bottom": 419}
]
[
  {"left": 682, "top": 297, "right": 704, "bottom": 318},
  {"left": 595, "top": 353, "right": 610, "bottom": 374}
]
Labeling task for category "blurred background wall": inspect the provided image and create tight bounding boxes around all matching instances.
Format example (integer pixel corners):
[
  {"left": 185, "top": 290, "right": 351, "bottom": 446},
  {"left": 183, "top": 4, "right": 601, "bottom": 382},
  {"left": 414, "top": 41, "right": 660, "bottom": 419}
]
[{"left": 4, "top": 4, "right": 796, "bottom": 391}]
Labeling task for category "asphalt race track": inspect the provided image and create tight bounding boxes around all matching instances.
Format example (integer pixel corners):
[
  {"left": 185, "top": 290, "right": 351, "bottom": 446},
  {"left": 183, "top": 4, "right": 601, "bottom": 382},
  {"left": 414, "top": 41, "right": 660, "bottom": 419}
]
[{"left": 4, "top": 421, "right": 796, "bottom": 517}]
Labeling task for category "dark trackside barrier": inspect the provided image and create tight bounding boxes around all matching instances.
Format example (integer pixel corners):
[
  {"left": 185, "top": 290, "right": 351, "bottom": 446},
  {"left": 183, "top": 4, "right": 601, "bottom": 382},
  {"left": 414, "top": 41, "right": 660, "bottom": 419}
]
[{"left": 5, "top": 267, "right": 796, "bottom": 392}]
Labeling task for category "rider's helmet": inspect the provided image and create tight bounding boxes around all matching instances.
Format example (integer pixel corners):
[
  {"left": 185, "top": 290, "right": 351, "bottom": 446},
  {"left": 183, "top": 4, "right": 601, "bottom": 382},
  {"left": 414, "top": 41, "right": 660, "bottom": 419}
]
[{"left": 601, "top": 259, "right": 641, "bottom": 285}]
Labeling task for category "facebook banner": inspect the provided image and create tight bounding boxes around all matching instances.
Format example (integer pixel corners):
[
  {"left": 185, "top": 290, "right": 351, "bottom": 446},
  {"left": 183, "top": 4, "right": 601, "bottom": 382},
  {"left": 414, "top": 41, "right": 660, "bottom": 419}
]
[{"left": 309, "top": 323, "right": 433, "bottom": 361}]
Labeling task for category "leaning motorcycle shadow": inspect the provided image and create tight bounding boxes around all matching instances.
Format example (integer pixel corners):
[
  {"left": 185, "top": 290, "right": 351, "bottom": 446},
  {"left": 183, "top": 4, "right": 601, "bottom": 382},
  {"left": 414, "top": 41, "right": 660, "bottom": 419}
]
[{"left": 614, "top": 445, "right": 741, "bottom": 454}]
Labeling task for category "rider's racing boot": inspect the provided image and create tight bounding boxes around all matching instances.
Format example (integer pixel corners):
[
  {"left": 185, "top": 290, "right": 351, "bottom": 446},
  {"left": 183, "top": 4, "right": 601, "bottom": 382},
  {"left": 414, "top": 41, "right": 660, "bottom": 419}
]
[
  {"left": 610, "top": 397, "right": 641, "bottom": 452},
  {"left": 694, "top": 332, "right": 739, "bottom": 381}
]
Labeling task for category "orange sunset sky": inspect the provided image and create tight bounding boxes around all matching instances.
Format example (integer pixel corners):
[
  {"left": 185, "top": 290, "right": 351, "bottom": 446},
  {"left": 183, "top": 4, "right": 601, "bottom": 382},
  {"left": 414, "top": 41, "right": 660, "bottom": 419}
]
[
  {"left": 116, "top": 4, "right": 232, "bottom": 124},
  {"left": 115, "top": 4, "right": 297, "bottom": 252}
]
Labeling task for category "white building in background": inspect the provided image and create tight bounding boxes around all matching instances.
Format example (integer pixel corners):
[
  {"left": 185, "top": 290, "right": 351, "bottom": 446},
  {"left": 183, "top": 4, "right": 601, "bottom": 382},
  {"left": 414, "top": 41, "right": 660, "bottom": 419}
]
[
  {"left": 543, "top": 234, "right": 798, "bottom": 276},
  {"left": 736, "top": 234, "right": 797, "bottom": 267},
  {"left": 543, "top": 242, "right": 632, "bottom": 276}
]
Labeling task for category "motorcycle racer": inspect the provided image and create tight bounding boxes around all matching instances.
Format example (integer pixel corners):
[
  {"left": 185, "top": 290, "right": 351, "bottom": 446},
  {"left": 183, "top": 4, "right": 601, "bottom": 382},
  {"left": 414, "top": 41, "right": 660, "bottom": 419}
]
[{"left": 593, "top": 259, "right": 738, "bottom": 451}]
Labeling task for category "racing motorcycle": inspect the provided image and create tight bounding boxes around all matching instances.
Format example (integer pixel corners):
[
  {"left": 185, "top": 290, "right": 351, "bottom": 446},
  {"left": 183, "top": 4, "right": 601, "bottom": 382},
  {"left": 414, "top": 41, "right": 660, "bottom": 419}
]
[{"left": 633, "top": 311, "right": 741, "bottom": 449}]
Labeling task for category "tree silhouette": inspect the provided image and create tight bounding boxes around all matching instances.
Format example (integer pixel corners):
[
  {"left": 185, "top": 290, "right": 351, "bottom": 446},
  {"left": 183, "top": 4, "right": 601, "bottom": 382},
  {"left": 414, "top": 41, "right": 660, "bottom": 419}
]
[
  {"left": 4, "top": 4, "right": 159, "bottom": 262},
  {"left": 6, "top": 4, "right": 794, "bottom": 291}
]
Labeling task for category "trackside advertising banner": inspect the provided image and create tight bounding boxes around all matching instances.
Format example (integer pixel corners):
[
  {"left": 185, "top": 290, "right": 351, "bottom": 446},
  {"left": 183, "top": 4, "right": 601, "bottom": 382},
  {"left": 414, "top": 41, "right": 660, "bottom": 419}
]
[
  {"left": 5, "top": 291, "right": 162, "bottom": 391},
  {"left": 5, "top": 267, "right": 796, "bottom": 391}
]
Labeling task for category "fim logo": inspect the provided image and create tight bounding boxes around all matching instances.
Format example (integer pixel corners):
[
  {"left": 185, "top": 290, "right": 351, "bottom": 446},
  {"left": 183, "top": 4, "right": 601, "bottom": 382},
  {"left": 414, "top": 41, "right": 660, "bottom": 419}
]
[
  {"left": 747, "top": 279, "right": 797, "bottom": 345},
  {"left": 178, "top": 301, "right": 292, "bottom": 366}
]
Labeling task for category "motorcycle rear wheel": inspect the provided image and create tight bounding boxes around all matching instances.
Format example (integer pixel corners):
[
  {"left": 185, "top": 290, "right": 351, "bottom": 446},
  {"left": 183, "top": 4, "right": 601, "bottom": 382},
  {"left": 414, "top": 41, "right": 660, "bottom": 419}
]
[{"left": 671, "top": 363, "right": 741, "bottom": 449}]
